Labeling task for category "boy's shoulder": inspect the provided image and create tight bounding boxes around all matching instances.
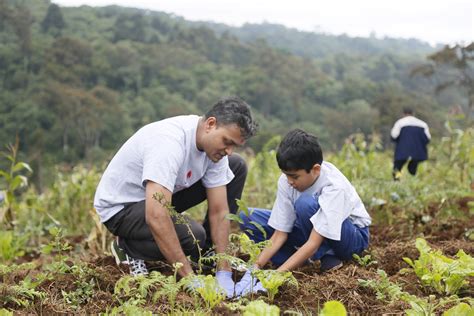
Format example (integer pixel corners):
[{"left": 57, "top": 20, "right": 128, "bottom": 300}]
[{"left": 319, "top": 161, "right": 352, "bottom": 189}]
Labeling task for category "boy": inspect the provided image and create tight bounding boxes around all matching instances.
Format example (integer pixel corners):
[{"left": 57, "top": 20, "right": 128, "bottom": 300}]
[{"left": 235, "top": 129, "right": 371, "bottom": 296}]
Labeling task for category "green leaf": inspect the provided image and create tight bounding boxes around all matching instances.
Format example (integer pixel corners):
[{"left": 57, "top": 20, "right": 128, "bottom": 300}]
[
  {"left": 442, "top": 302, "right": 473, "bottom": 316},
  {"left": 320, "top": 300, "right": 347, "bottom": 316},
  {"left": 225, "top": 213, "right": 243, "bottom": 224},
  {"left": 12, "top": 162, "right": 32, "bottom": 173}
]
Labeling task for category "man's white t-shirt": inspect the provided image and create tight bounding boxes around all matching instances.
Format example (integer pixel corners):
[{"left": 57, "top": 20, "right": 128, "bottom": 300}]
[
  {"left": 94, "top": 115, "right": 234, "bottom": 222},
  {"left": 268, "top": 161, "right": 371, "bottom": 241}
]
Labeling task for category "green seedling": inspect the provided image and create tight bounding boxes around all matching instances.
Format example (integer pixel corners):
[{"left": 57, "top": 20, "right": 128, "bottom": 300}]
[
  {"left": 353, "top": 253, "right": 377, "bottom": 267},
  {"left": 191, "top": 274, "right": 225, "bottom": 309},
  {"left": 253, "top": 269, "right": 298, "bottom": 302},
  {"left": 243, "top": 299, "right": 280, "bottom": 316},
  {"left": 319, "top": 300, "right": 347, "bottom": 316},
  {"left": 359, "top": 269, "right": 473, "bottom": 315},
  {"left": 402, "top": 238, "right": 474, "bottom": 295}
]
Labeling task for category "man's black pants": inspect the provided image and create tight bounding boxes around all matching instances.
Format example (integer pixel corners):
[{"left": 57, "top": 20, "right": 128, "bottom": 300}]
[{"left": 103, "top": 154, "right": 248, "bottom": 261}]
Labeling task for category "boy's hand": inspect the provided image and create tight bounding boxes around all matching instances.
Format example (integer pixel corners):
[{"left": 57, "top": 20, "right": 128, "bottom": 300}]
[{"left": 215, "top": 270, "right": 234, "bottom": 298}]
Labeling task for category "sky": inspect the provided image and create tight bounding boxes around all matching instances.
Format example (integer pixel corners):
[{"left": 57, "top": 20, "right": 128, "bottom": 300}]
[{"left": 52, "top": 0, "right": 473, "bottom": 46}]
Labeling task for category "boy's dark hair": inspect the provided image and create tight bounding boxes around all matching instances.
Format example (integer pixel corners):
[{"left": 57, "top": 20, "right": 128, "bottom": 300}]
[
  {"left": 403, "top": 107, "right": 414, "bottom": 115},
  {"left": 276, "top": 129, "right": 323, "bottom": 172}
]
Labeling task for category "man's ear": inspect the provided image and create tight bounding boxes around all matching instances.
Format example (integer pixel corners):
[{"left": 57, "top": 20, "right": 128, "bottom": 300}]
[{"left": 205, "top": 116, "right": 217, "bottom": 131}]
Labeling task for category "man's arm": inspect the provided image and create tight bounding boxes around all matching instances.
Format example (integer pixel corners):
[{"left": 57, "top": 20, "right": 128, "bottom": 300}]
[
  {"left": 145, "top": 181, "right": 193, "bottom": 277},
  {"left": 254, "top": 230, "right": 288, "bottom": 268},
  {"left": 206, "top": 185, "right": 232, "bottom": 271},
  {"left": 277, "top": 229, "right": 324, "bottom": 272}
]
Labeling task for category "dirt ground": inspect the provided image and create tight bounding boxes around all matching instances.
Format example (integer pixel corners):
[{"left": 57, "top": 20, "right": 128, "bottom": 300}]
[{"left": 3, "top": 197, "right": 474, "bottom": 314}]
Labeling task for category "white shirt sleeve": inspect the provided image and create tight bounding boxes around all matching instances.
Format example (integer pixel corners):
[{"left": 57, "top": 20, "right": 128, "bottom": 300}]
[
  {"left": 202, "top": 156, "right": 234, "bottom": 188},
  {"left": 390, "top": 120, "right": 401, "bottom": 139},
  {"left": 141, "top": 137, "right": 184, "bottom": 192},
  {"left": 268, "top": 176, "right": 296, "bottom": 233},
  {"left": 310, "top": 186, "right": 347, "bottom": 240}
]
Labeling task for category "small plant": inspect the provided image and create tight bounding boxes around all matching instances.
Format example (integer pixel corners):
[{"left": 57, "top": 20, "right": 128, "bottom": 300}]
[
  {"left": 319, "top": 300, "right": 347, "bottom": 316},
  {"left": 402, "top": 238, "right": 474, "bottom": 295},
  {"left": 353, "top": 253, "right": 378, "bottom": 267},
  {"left": 0, "top": 230, "right": 26, "bottom": 262},
  {"left": 0, "top": 138, "right": 32, "bottom": 228},
  {"left": 359, "top": 269, "right": 473, "bottom": 315},
  {"left": 0, "top": 277, "right": 45, "bottom": 307},
  {"left": 243, "top": 299, "right": 280, "bottom": 316},
  {"left": 190, "top": 274, "right": 226, "bottom": 309},
  {"left": 253, "top": 269, "right": 298, "bottom": 302},
  {"left": 42, "top": 227, "right": 73, "bottom": 273}
]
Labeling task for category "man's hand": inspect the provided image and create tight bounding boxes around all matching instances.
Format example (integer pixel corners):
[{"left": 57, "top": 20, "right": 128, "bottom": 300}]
[
  {"left": 234, "top": 267, "right": 266, "bottom": 297},
  {"left": 215, "top": 270, "right": 235, "bottom": 298}
]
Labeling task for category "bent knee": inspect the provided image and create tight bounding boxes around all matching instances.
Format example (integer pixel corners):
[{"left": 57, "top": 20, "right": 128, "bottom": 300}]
[{"left": 294, "top": 193, "right": 319, "bottom": 214}]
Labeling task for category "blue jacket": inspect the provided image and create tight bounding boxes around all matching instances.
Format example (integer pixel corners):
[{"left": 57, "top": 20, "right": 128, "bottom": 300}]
[{"left": 391, "top": 116, "right": 431, "bottom": 161}]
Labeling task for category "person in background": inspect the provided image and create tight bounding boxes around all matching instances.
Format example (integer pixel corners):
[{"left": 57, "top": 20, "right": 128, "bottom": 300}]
[
  {"left": 390, "top": 107, "right": 431, "bottom": 180},
  {"left": 235, "top": 129, "right": 371, "bottom": 296},
  {"left": 93, "top": 97, "right": 257, "bottom": 298}
]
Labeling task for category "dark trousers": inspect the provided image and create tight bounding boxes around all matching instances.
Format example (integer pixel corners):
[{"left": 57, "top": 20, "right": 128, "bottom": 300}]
[
  {"left": 393, "top": 159, "right": 421, "bottom": 175},
  {"left": 103, "top": 153, "right": 248, "bottom": 261},
  {"left": 240, "top": 193, "right": 369, "bottom": 266}
]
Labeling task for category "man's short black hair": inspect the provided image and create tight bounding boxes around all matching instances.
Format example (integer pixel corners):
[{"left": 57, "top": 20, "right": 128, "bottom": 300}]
[
  {"left": 276, "top": 129, "right": 323, "bottom": 172},
  {"left": 205, "top": 97, "right": 258, "bottom": 140}
]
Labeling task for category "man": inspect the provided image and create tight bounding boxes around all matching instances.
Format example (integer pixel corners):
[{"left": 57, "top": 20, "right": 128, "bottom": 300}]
[
  {"left": 93, "top": 97, "right": 257, "bottom": 297},
  {"left": 390, "top": 107, "right": 431, "bottom": 180}
]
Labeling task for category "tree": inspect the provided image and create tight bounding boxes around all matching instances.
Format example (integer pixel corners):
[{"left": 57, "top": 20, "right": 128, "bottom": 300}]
[
  {"left": 411, "top": 43, "right": 474, "bottom": 122},
  {"left": 41, "top": 3, "right": 66, "bottom": 35}
]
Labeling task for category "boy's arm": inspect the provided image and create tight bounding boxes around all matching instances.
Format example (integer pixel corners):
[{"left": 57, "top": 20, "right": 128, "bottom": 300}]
[
  {"left": 277, "top": 229, "right": 324, "bottom": 272},
  {"left": 255, "top": 230, "right": 288, "bottom": 268}
]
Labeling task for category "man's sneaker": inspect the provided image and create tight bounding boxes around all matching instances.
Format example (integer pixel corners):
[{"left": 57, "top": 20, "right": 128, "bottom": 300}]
[
  {"left": 111, "top": 238, "right": 149, "bottom": 276},
  {"left": 126, "top": 254, "right": 149, "bottom": 276},
  {"left": 320, "top": 255, "right": 343, "bottom": 273},
  {"left": 111, "top": 238, "right": 127, "bottom": 265}
]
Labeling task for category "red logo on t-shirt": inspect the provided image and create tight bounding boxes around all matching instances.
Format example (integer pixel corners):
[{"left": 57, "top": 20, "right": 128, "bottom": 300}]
[{"left": 186, "top": 170, "right": 192, "bottom": 179}]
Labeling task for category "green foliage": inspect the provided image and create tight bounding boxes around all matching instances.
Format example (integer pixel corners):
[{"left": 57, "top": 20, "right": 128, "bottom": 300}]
[
  {"left": 232, "top": 233, "right": 270, "bottom": 265},
  {"left": 253, "top": 269, "right": 298, "bottom": 302},
  {"left": 0, "top": 139, "right": 32, "bottom": 227},
  {"left": 402, "top": 238, "right": 474, "bottom": 295},
  {"left": 319, "top": 300, "right": 347, "bottom": 316},
  {"left": 359, "top": 269, "right": 472, "bottom": 316},
  {"left": 442, "top": 302, "right": 474, "bottom": 316},
  {"left": 41, "top": 226, "right": 72, "bottom": 273},
  {"left": 352, "top": 253, "right": 378, "bottom": 268},
  {"left": 243, "top": 299, "right": 280, "bottom": 316},
  {"left": 0, "top": 309, "right": 13, "bottom": 316},
  {"left": 0, "top": 230, "right": 26, "bottom": 262},
  {"left": 191, "top": 274, "right": 226, "bottom": 309}
]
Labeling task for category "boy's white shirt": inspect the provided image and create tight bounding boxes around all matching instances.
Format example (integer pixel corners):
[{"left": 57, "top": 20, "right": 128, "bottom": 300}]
[
  {"left": 94, "top": 115, "right": 234, "bottom": 222},
  {"left": 268, "top": 161, "right": 371, "bottom": 241}
]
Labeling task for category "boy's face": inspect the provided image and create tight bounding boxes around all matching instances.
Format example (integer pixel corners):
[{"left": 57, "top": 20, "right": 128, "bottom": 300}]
[{"left": 282, "top": 164, "right": 321, "bottom": 192}]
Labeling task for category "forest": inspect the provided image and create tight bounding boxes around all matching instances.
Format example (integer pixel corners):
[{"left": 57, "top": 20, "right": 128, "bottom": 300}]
[{"left": 0, "top": 0, "right": 473, "bottom": 315}]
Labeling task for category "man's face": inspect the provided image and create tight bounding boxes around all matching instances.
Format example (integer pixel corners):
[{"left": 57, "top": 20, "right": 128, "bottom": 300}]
[
  {"left": 201, "top": 118, "right": 245, "bottom": 162},
  {"left": 282, "top": 165, "right": 320, "bottom": 192}
]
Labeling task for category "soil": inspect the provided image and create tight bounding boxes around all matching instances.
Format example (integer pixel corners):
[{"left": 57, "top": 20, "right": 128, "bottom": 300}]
[{"left": 2, "top": 197, "right": 473, "bottom": 314}]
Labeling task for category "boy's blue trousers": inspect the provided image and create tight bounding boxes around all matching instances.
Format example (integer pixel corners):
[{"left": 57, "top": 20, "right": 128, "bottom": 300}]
[{"left": 239, "top": 193, "right": 370, "bottom": 266}]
